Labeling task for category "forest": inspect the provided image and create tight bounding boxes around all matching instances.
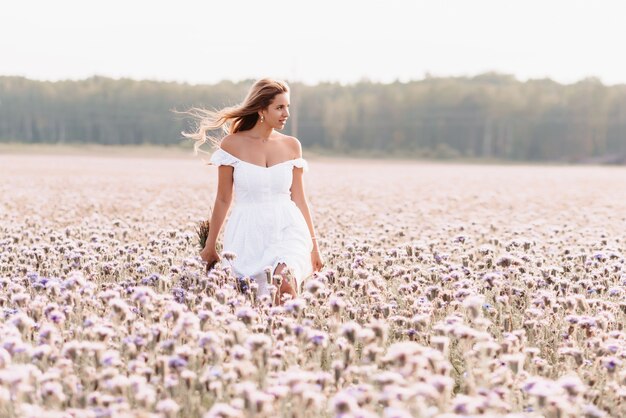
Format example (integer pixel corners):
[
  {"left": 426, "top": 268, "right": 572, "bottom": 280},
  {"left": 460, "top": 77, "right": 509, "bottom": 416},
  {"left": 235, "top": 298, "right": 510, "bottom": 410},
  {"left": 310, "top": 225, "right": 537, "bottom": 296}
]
[{"left": 1, "top": 73, "right": 625, "bottom": 162}]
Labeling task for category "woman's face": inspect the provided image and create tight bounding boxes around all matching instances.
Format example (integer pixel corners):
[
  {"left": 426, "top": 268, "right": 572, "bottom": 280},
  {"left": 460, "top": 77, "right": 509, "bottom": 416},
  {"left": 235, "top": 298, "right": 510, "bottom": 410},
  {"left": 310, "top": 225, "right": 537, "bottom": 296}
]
[{"left": 261, "top": 92, "right": 290, "bottom": 130}]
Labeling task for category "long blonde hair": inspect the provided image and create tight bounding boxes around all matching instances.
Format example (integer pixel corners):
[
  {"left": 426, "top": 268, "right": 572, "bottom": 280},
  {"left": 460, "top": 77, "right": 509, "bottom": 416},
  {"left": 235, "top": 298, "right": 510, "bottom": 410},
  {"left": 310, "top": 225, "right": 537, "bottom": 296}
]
[{"left": 181, "top": 78, "right": 290, "bottom": 155}]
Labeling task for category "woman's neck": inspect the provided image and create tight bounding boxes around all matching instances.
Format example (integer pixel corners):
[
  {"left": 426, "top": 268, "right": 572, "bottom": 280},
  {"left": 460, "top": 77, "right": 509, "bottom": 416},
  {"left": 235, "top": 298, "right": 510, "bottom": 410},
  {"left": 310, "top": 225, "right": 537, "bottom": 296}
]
[{"left": 246, "top": 124, "right": 274, "bottom": 142}]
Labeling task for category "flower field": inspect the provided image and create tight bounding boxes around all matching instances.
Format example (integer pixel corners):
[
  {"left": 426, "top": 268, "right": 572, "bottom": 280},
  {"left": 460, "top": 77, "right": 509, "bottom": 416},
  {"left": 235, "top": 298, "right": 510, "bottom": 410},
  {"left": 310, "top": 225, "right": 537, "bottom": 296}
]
[{"left": 1, "top": 152, "right": 626, "bottom": 417}]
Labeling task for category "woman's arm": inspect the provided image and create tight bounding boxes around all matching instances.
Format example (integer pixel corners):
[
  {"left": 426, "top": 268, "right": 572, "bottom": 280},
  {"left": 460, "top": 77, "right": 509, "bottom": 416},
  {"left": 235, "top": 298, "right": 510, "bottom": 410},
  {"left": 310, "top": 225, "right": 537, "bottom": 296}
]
[
  {"left": 288, "top": 137, "right": 318, "bottom": 252},
  {"left": 206, "top": 165, "right": 234, "bottom": 248},
  {"left": 290, "top": 167, "right": 319, "bottom": 253}
]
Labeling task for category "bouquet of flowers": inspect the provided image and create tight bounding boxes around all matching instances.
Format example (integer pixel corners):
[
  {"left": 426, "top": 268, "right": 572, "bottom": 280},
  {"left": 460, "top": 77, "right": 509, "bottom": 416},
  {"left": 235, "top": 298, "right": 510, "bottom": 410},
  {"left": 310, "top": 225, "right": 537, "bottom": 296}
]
[{"left": 195, "top": 219, "right": 222, "bottom": 273}]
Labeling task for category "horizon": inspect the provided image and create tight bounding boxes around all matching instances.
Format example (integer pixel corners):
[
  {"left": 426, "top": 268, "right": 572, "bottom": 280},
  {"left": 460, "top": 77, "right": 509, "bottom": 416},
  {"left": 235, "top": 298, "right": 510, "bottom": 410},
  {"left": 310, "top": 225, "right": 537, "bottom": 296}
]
[{"left": 2, "top": 71, "right": 622, "bottom": 88}]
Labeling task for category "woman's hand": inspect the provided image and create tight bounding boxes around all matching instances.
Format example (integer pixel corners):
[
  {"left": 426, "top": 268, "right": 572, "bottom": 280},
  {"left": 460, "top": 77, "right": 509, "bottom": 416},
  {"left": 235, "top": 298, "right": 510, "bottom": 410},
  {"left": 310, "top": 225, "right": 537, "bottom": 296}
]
[
  {"left": 200, "top": 244, "right": 220, "bottom": 272},
  {"left": 311, "top": 250, "right": 325, "bottom": 272}
]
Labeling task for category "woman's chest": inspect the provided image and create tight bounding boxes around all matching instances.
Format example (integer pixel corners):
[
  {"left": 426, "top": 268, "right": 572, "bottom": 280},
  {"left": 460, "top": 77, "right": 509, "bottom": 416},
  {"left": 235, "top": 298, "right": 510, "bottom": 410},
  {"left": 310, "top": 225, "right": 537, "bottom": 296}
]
[{"left": 233, "top": 164, "right": 293, "bottom": 192}]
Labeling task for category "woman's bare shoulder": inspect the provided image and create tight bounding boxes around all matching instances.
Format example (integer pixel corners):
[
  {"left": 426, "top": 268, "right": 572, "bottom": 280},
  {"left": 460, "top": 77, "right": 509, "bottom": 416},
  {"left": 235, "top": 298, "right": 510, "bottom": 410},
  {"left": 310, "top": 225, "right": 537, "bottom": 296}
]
[
  {"left": 285, "top": 135, "right": 303, "bottom": 157},
  {"left": 219, "top": 133, "right": 244, "bottom": 154},
  {"left": 272, "top": 132, "right": 301, "bottom": 156}
]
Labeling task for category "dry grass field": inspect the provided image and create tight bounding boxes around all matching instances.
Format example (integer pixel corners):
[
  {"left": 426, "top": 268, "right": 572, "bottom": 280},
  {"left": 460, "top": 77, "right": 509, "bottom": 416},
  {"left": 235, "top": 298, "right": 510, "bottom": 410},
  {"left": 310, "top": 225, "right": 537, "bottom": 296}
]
[{"left": 1, "top": 149, "right": 626, "bottom": 417}]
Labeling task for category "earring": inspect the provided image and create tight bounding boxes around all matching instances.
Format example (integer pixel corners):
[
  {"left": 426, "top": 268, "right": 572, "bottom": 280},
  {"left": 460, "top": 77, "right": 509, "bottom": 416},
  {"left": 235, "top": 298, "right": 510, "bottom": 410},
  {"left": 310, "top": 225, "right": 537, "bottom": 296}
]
[{"left": 260, "top": 115, "right": 264, "bottom": 123}]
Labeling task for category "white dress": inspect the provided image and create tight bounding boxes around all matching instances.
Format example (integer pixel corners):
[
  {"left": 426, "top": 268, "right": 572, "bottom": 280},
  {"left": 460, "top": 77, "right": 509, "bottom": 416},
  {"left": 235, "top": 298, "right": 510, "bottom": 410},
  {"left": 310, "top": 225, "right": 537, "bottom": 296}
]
[{"left": 209, "top": 147, "right": 314, "bottom": 295}]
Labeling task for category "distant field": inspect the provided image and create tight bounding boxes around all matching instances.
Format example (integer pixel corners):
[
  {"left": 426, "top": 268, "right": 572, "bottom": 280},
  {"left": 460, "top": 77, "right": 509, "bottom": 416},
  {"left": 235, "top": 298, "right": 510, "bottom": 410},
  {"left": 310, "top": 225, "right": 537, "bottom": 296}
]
[
  {"left": 0, "top": 142, "right": 562, "bottom": 166},
  {"left": 1, "top": 154, "right": 626, "bottom": 417},
  {"left": 0, "top": 142, "right": 195, "bottom": 158}
]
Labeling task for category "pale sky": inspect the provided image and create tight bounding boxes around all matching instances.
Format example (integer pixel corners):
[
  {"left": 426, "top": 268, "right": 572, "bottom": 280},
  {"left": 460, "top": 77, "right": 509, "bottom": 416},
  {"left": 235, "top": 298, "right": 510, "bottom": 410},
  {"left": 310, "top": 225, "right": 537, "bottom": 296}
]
[{"left": 1, "top": 0, "right": 625, "bottom": 86}]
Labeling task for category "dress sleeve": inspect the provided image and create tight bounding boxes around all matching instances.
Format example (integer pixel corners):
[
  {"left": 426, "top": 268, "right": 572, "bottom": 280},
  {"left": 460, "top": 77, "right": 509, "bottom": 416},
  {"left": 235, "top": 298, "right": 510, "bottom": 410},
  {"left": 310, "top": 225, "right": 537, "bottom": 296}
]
[
  {"left": 292, "top": 158, "right": 309, "bottom": 172},
  {"left": 209, "top": 148, "right": 239, "bottom": 167}
]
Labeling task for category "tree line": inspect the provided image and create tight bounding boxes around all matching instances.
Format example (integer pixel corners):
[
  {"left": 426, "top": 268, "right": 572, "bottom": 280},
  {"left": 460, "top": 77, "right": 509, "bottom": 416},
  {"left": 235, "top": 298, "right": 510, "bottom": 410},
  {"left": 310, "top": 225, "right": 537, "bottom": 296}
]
[{"left": 1, "top": 74, "right": 625, "bottom": 162}]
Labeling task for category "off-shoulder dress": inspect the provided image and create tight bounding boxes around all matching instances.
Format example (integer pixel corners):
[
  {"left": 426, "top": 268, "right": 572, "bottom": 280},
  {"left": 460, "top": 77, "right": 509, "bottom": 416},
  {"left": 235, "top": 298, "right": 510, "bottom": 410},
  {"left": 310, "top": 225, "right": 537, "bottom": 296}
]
[{"left": 209, "top": 147, "right": 314, "bottom": 296}]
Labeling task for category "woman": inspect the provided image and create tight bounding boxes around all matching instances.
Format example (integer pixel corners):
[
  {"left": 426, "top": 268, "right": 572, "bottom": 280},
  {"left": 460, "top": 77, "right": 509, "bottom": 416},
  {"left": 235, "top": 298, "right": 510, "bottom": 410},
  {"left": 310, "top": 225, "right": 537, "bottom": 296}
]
[{"left": 184, "top": 78, "right": 324, "bottom": 304}]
